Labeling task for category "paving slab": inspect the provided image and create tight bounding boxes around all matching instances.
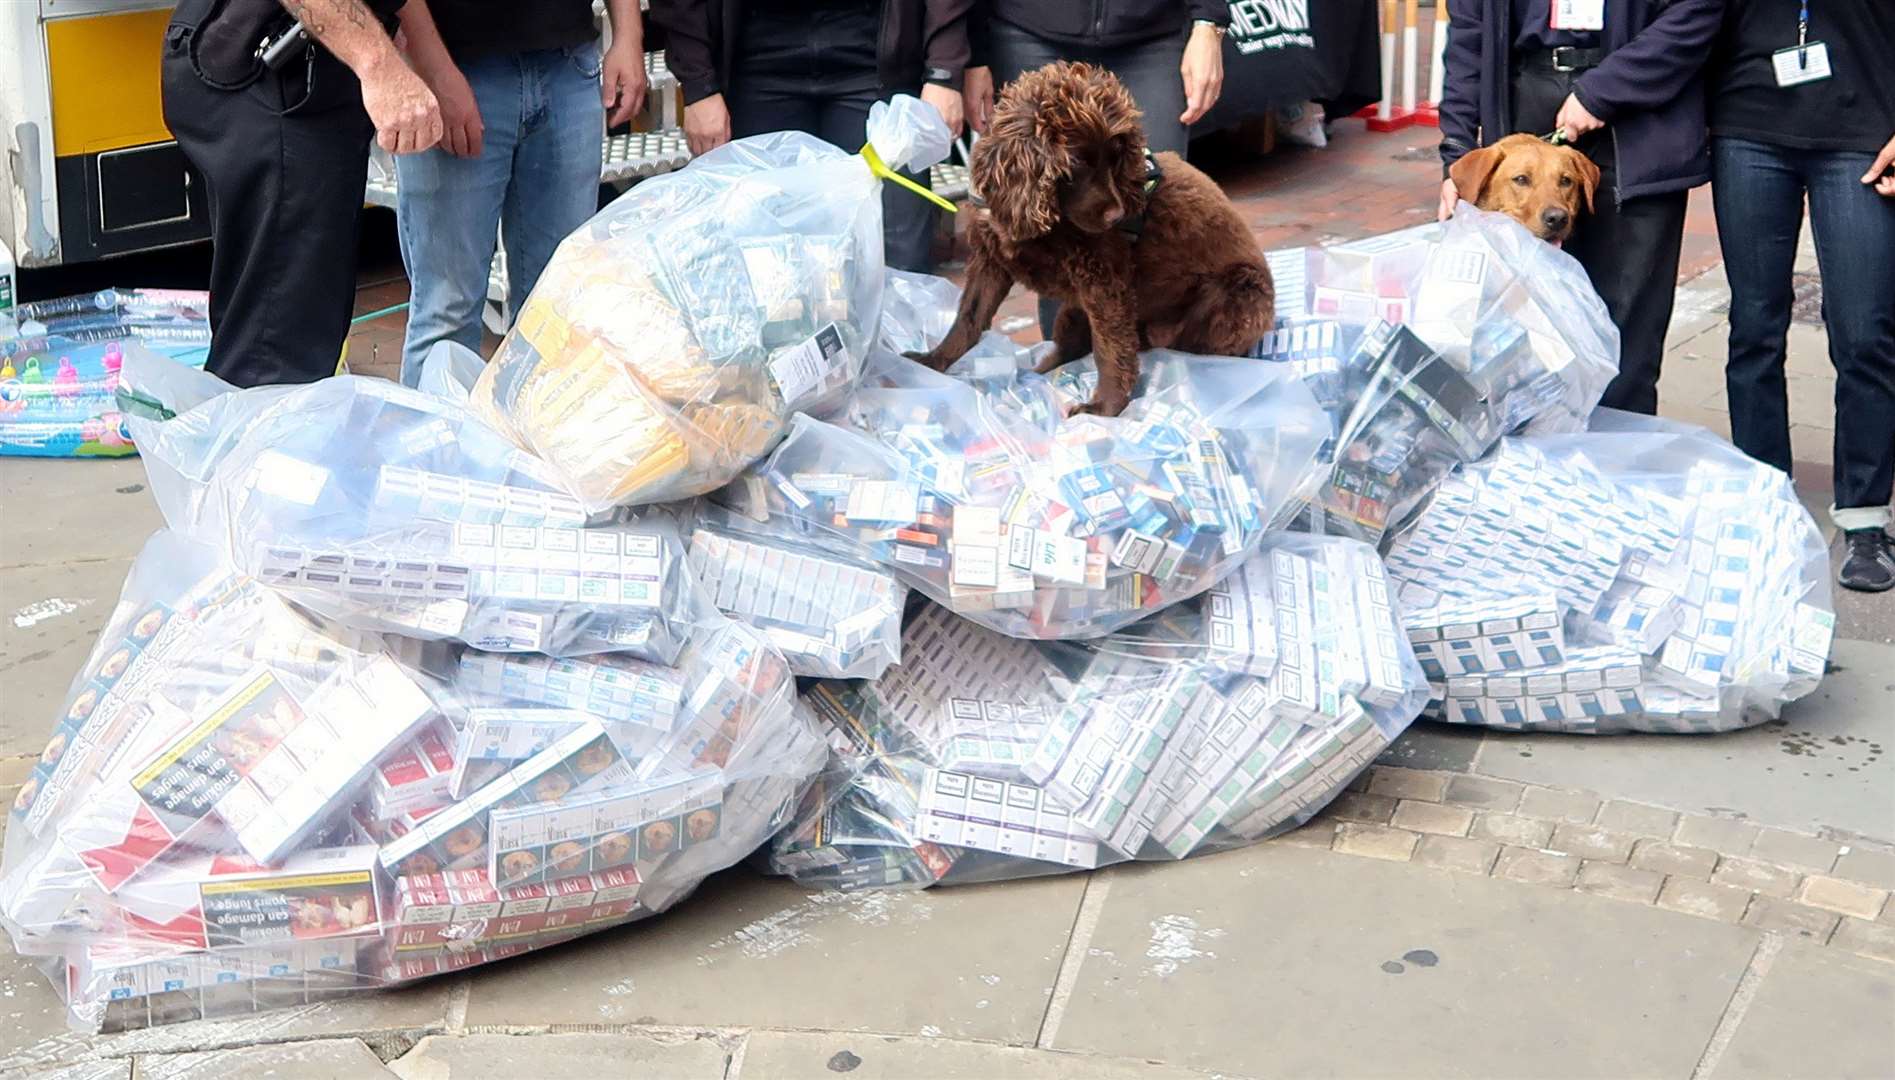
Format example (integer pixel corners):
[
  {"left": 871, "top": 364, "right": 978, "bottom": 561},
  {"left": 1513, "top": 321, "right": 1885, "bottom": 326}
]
[
  {"left": 461, "top": 867, "right": 1087, "bottom": 1044},
  {"left": 389, "top": 1033, "right": 730, "bottom": 1080},
  {"left": 4, "top": 1062, "right": 130, "bottom": 1080},
  {"left": 0, "top": 460, "right": 162, "bottom": 571},
  {"left": 1710, "top": 944, "right": 1895, "bottom": 1080},
  {"left": 1475, "top": 639, "right": 1895, "bottom": 842},
  {"left": 0, "top": 929, "right": 450, "bottom": 1078},
  {"left": 738, "top": 1030, "right": 1220, "bottom": 1080},
  {"left": 1054, "top": 843, "right": 1757, "bottom": 1079},
  {"left": 0, "top": 558, "right": 129, "bottom": 759},
  {"left": 137, "top": 1038, "right": 395, "bottom": 1080},
  {"left": 1375, "top": 724, "right": 1484, "bottom": 773}
]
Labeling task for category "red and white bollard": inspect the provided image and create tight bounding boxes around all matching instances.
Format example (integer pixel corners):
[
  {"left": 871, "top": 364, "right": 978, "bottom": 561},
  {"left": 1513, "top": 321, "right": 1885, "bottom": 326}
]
[
  {"left": 1416, "top": 1, "right": 1448, "bottom": 126},
  {"left": 1358, "top": 0, "right": 1450, "bottom": 131},
  {"left": 1365, "top": 0, "right": 1421, "bottom": 131}
]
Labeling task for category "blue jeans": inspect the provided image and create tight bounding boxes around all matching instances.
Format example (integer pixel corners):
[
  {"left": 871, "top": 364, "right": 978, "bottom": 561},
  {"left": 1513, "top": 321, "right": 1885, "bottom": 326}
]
[
  {"left": 396, "top": 44, "right": 604, "bottom": 387},
  {"left": 1713, "top": 136, "right": 1895, "bottom": 527}
]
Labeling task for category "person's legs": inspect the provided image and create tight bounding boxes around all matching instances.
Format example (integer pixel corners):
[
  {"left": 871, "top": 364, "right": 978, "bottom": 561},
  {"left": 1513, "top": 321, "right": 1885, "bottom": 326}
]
[
  {"left": 1803, "top": 146, "right": 1895, "bottom": 590},
  {"left": 1094, "top": 32, "right": 1189, "bottom": 157},
  {"left": 1560, "top": 181, "right": 1686, "bottom": 414},
  {"left": 724, "top": 4, "right": 832, "bottom": 139},
  {"left": 163, "top": 51, "right": 372, "bottom": 386},
  {"left": 395, "top": 54, "right": 519, "bottom": 386},
  {"left": 1510, "top": 65, "right": 1684, "bottom": 415},
  {"left": 500, "top": 45, "right": 606, "bottom": 324},
  {"left": 1710, "top": 136, "right": 1804, "bottom": 474}
]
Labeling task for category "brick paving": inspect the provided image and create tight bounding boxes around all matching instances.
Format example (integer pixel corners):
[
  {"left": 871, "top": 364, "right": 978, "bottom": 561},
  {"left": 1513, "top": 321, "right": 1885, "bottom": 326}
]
[{"left": 1288, "top": 761, "right": 1895, "bottom": 963}]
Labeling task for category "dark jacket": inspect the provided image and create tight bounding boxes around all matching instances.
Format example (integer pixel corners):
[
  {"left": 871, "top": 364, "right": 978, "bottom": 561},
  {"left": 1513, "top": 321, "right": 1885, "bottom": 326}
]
[
  {"left": 1438, "top": 0, "right": 1723, "bottom": 203},
  {"left": 651, "top": 0, "right": 974, "bottom": 105},
  {"left": 974, "top": 0, "right": 1228, "bottom": 55}
]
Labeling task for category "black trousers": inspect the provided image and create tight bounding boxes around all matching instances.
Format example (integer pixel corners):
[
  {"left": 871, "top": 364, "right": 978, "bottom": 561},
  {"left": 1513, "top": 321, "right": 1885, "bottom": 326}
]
[
  {"left": 1511, "top": 64, "right": 1688, "bottom": 415},
  {"left": 726, "top": 3, "right": 936, "bottom": 273},
  {"left": 162, "top": 15, "right": 373, "bottom": 388}
]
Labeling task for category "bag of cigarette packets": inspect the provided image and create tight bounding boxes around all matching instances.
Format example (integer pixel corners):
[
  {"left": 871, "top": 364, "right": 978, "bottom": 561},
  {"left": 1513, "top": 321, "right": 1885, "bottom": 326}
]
[
  {"left": 463, "top": 96, "right": 953, "bottom": 512},
  {"left": 769, "top": 534, "right": 1431, "bottom": 889},
  {"left": 118, "top": 349, "right": 701, "bottom": 661},
  {"left": 1261, "top": 207, "right": 1619, "bottom": 542},
  {"left": 683, "top": 500, "right": 907, "bottom": 680},
  {"left": 0, "top": 536, "right": 830, "bottom": 1032},
  {"left": 720, "top": 342, "right": 1330, "bottom": 639},
  {"left": 1385, "top": 411, "right": 1833, "bottom": 734}
]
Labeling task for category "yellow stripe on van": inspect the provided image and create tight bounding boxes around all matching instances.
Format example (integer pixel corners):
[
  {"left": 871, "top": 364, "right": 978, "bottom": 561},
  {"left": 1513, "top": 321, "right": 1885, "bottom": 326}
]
[{"left": 47, "top": 9, "right": 175, "bottom": 158}]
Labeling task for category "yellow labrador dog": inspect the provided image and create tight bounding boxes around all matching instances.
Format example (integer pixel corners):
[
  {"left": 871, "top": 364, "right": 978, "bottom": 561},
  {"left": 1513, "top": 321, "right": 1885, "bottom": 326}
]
[{"left": 1450, "top": 133, "right": 1602, "bottom": 245}]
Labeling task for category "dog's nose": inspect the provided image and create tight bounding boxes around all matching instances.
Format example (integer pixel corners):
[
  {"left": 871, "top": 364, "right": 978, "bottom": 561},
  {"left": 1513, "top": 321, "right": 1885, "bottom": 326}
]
[{"left": 1541, "top": 207, "right": 1570, "bottom": 231}]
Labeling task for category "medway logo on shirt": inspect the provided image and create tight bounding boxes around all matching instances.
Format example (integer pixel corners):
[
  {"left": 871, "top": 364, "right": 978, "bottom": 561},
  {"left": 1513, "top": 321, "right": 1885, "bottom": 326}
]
[{"left": 1227, "top": 0, "right": 1315, "bottom": 54}]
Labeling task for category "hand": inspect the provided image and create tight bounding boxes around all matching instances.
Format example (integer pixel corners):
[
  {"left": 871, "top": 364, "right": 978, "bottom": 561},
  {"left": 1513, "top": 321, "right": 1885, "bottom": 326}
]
[
  {"left": 602, "top": 42, "right": 648, "bottom": 128},
  {"left": 360, "top": 52, "right": 444, "bottom": 154},
  {"left": 423, "top": 61, "right": 483, "bottom": 158},
  {"left": 1863, "top": 134, "right": 1895, "bottom": 197},
  {"left": 1180, "top": 23, "right": 1225, "bottom": 125},
  {"left": 683, "top": 94, "right": 731, "bottom": 156},
  {"left": 963, "top": 65, "right": 995, "bottom": 135},
  {"left": 1554, "top": 92, "right": 1604, "bottom": 143},
  {"left": 921, "top": 82, "right": 964, "bottom": 139},
  {"left": 1437, "top": 177, "right": 1459, "bottom": 221}
]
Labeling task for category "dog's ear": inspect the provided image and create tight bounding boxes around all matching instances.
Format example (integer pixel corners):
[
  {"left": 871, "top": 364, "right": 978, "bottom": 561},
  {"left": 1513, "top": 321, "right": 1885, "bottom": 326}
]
[
  {"left": 972, "top": 95, "right": 1063, "bottom": 243},
  {"left": 1448, "top": 144, "right": 1506, "bottom": 206},
  {"left": 1570, "top": 150, "right": 1602, "bottom": 214}
]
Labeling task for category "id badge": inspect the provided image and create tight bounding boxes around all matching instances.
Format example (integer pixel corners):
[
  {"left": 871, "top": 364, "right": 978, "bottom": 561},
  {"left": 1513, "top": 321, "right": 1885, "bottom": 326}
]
[
  {"left": 1550, "top": 0, "right": 1605, "bottom": 31},
  {"left": 1772, "top": 42, "right": 1832, "bottom": 86}
]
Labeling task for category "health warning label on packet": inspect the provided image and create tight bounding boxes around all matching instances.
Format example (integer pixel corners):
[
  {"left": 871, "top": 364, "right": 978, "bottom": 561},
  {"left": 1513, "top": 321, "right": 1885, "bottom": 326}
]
[
  {"left": 768, "top": 323, "right": 851, "bottom": 408},
  {"left": 131, "top": 669, "right": 297, "bottom": 840},
  {"left": 199, "top": 870, "right": 378, "bottom": 946}
]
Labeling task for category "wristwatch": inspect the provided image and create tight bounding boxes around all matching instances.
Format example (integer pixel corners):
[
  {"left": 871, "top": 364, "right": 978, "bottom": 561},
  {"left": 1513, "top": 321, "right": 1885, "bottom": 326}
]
[{"left": 1192, "top": 19, "right": 1227, "bottom": 37}]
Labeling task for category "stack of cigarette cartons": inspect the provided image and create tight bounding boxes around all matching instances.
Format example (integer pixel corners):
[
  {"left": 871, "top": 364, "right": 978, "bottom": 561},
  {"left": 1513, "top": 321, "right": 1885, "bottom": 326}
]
[
  {"left": 1387, "top": 438, "right": 1833, "bottom": 733},
  {"left": 771, "top": 536, "right": 1429, "bottom": 886}
]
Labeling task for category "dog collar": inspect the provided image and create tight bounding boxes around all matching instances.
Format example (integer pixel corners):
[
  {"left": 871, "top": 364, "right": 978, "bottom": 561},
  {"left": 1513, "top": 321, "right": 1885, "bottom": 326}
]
[{"left": 1116, "top": 149, "right": 1165, "bottom": 241}]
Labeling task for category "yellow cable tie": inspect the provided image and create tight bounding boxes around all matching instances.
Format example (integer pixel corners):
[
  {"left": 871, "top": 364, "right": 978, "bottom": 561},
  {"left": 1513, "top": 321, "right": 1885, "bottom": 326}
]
[{"left": 860, "top": 142, "right": 958, "bottom": 213}]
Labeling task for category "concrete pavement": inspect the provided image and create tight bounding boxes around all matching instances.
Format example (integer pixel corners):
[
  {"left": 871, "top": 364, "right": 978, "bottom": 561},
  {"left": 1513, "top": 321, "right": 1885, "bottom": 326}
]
[{"left": 4, "top": 119, "right": 1892, "bottom": 1078}]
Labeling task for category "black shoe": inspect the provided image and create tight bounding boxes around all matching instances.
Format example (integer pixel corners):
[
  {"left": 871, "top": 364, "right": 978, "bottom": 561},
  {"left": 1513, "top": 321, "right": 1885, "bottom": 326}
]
[{"left": 1839, "top": 528, "right": 1895, "bottom": 593}]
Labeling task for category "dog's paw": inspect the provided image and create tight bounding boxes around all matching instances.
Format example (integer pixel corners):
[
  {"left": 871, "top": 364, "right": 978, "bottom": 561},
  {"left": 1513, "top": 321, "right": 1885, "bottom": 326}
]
[
  {"left": 905, "top": 349, "right": 951, "bottom": 372},
  {"left": 1071, "top": 391, "right": 1130, "bottom": 418}
]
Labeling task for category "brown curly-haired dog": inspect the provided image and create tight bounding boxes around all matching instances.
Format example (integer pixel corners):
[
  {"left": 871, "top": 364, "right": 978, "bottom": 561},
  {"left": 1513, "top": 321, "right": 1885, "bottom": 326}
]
[{"left": 911, "top": 61, "right": 1274, "bottom": 416}]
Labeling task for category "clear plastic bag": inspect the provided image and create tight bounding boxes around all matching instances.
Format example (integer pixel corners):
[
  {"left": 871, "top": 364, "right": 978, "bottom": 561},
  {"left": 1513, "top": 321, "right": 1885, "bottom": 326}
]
[
  {"left": 719, "top": 347, "right": 1330, "bottom": 639},
  {"left": 1, "top": 291, "right": 211, "bottom": 458},
  {"left": 682, "top": 500, "right": 906, "bottom": 680},
  {"left": 875, "top": 269, "right": 963, "bottom": 357},
  {"left": 1270, "top": 207, "right": 1621, "bottom": 543},
  {"left": 769, "top": 533, "right": 1431, "bottom": 889},
  {"left": 466, "top": 97, "right": 952, "bottom": 512},
  {"left": 1387, "top": 411, "right": 1833, "bottom": 733},
  {"left": 415, "top": 339, "right": 486, "bottom": 406},
  {"left": 119, "top": 348, "right": 705, "bottom": 661},
  {"left": 1, "top": 533, "right": 829, "bottom": 1033},
  {"left": 1, "top": 532, "right": 439, "bottom": 950}
]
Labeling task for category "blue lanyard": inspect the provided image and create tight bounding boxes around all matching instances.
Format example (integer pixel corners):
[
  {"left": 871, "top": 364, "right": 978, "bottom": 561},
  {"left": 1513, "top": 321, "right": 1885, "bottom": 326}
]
[{"left": 1798, "top": 0, "right": 1810, "bottom": 64}]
